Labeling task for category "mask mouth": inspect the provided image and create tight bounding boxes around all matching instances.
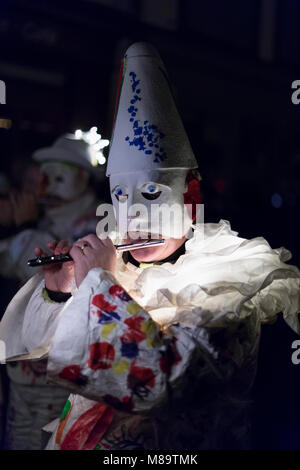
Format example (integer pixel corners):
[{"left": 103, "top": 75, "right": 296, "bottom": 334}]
[{"left": 123, "top": 231, "right": 163, "bottom": 244}]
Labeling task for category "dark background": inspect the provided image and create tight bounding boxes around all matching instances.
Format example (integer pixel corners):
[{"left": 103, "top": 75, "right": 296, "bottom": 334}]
[{"left": 0, "top": 0, "right": 300, "bottom": 448}]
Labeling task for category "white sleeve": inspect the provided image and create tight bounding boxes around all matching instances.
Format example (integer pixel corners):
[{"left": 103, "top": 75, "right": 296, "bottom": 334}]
[
  {"left": 21, "top": 281, "right": 72, "bottom": 353},
  {"left": 0, "top": 274, "right": 71, "bottom": 361}
]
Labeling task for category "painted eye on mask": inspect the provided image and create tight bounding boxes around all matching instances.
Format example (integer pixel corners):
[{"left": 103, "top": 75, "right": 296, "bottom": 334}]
[
  {"left": 141, "top": 182, "right": 162, "bottom": 200},
  {"left": 112, "top": 185, "right": 128, "bottom": 203}
]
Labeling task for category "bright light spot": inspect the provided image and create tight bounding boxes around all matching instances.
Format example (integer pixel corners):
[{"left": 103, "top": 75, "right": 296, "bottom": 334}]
[
  {"left": 73, "top": 126, "right": 109, "bottom": 166},
  {"left": 98, "top": 155, "right": 106, "bottom": 165},
  {"left": 271, "top": 193, "right": 283, "bottom": 208},
  {"left": 94, "top": 139, "right": 110, "bottom": 151},
  {"left": 75, "top": 129, "right": 83, "bottom": 139}
]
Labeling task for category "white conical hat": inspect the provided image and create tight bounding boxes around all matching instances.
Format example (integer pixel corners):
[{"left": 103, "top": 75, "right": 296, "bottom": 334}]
[{"left": 107, "top": 42, "right": 197, "bottom": 176}]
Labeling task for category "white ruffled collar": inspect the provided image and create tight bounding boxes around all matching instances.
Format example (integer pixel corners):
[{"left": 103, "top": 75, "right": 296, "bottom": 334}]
[{"left": 115, "top": 220, "right": 300, "bottom": 330}]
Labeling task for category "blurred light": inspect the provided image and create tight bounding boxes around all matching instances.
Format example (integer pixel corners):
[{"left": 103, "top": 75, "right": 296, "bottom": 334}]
[
  {"left": 94, "top": 139, "right": 109, "bottom": 151},
  {"left": 97, "top": 155, "right": 106, "bottom": 165},
  {"left": 75, "top": 129, "right": 83, "bottom": 139},
  {"left": 74, "top": 126, "right": 109, "bottom": 166},
  {"left": 0, "top": 118, "right": 12, "bottom": 129},
  {"left": 271, "top": 193, "right": 283, "bottom": 208}
]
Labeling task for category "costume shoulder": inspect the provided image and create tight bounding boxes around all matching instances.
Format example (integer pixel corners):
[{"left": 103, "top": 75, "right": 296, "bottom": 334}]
[
  {"left": 133, "top": 220, "right": 300, "bottom": 333},
  {"left": 0, "top": 273, "right": 70, "bottom": 360},
  {"left": 0, "top": 273, "right": 43, "bottom": 358}
]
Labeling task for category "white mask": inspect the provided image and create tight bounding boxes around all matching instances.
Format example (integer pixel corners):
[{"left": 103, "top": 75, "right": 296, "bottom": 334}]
[
  {"left": 109, "top": 169, "right": 194, "bottom": 240},
  {"left": 41, "top": 162, "right": 88, "bottom": 201}
]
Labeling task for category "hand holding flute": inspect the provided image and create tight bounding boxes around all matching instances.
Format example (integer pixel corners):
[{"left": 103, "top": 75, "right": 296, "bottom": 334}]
[
  {"left": 28, "top": 239, "right": 165, "bottom": 267},
  {"left": 35, "top": 240, "right": 76, "bottom": 293},
  {"left": 35, "top": 235, "right": 117, "bottom": 292},
  {"left": 33, "top": 235, "right": 166, "bottom": 292},
  {"left": 71, "top": 235, "right": 117, "bottom": 287}
]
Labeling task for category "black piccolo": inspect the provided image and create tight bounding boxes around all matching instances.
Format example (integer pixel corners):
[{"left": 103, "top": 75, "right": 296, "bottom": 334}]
[{"left": 27, "top": 239, "right": 165, "bottom": 267}]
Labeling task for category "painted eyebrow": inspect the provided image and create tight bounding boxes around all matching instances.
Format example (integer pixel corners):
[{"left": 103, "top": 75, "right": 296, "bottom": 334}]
[
  {"left": 138, "top": 182, "right": 165, "bottom": 190},
  {"left": 111, "top": 185, "right": 128, "bottom": 193}
]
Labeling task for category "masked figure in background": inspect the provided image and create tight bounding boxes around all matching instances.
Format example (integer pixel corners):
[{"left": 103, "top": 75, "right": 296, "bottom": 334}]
[
  {"left": 0, "top": 128, "right": 108, "bottom": 282},
  {"left": 1, "top": 43, "right": 300, "bottom": 450},
  {"left": 0, "top": 130, "right": 109, "bottom": 449}
]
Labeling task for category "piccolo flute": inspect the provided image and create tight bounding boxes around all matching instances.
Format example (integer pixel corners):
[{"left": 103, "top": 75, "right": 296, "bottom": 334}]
[{"left": 27, "top": 239, "right": 165, "bottom": 267}]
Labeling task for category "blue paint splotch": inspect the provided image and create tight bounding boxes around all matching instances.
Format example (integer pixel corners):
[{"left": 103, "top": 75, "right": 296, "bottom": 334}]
[
  {"left": 125, "top": 71, "right": 167, "bottom": 163},
  {"left": 98, "top": 310, "right": 121, "bottom": 324},
  {"left": 120, "top": 339, "right": 139, "bottom": 359}
]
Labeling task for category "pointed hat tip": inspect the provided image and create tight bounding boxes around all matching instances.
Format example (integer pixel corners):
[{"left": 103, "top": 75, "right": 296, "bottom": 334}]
[{"left": 125, "top": 42, "right": 160, "bottom": 60}]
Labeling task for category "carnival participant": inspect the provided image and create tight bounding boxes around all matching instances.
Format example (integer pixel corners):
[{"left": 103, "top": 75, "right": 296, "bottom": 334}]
[
  {"left": 1, "top": 129, "right": 109, "bottom": 449},
  {"left": 1, "top": 43, "right": 299, "bottom": 450}
]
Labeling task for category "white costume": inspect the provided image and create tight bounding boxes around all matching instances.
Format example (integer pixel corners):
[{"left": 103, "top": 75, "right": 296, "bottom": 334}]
[
  {"left": 0, "top": 130, "right": 108, "bottom": 449},
  {"left": 0, "top": 43, "right": 299, "bottom": 450}
]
